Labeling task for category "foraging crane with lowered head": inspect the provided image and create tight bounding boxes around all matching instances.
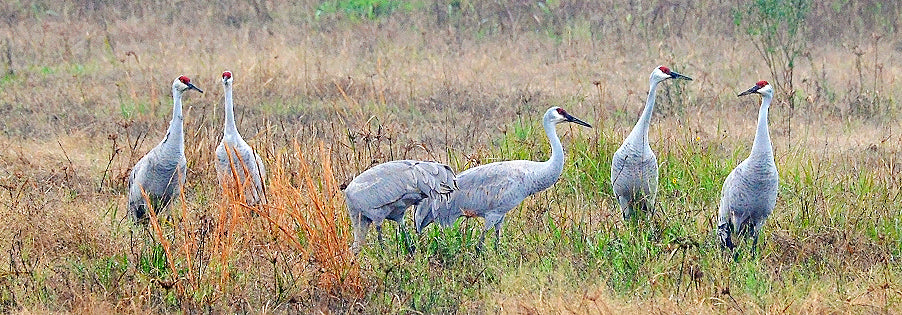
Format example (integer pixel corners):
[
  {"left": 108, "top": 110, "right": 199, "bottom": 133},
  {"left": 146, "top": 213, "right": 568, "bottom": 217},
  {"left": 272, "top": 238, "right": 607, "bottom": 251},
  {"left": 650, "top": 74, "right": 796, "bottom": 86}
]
[
  {"left": 611, "top": 66, "right": 692, "bottom": 220},
  {"left": 717, "top": 80, "right": 779, "bottom": 250},
  {"left": 414, "top": 107, "right": 592, "bottom": 250},
  {"left": 343, "top": 160, "right": 458, "bottom": 254},
  {"left": 215, "top": 71, "right": 266, "bottom": 205},
  {"left": 128, "top": 76, "right": 203, "bottom": 222}
]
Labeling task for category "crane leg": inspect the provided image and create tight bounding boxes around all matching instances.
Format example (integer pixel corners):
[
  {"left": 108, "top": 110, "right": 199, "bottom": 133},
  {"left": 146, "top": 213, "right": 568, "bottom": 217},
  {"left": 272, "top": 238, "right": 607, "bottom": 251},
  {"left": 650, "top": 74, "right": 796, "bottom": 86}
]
[
  {"left": 618, "top": 195, "right": 632, "bottom": 221},
  {"left": 351, "top": 215, "right": 371, "bottom": 254},
  {"left": 493, "top": 221, "right": 503, "bottom": 251},
  {"left": 750, "top": 229, "right": 762, "bottom": 257},
  {"left": 493, "top": 228, "right": 501, "bottom": 251},
  {"left": 643, "top": 196, "right": 656, "bottom": 219},
  {"left": 132, "top": 204, "right": 148, "bottom": 224},
  {"left": 476, "top": 228, "right": 488, "bottom": 253},
  {"left": 716, "top": 223, "right": 734, "bottom": 250}
]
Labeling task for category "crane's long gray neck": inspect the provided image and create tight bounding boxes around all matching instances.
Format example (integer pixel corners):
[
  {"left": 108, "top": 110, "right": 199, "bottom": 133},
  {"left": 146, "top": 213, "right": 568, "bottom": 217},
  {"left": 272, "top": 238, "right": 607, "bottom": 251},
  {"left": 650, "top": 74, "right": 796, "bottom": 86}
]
[
  {"left": 628, "top": 79, "right": 660, "bottom": 143},
  {"left": 223, "top": 83, "right": 238, "bottom": 138},
  {"left": 537, "top": 116, "right": 565, "bottom": 189},
  {"left": 750, "top": 93, "right": 774, "bottom": 158},
  {"left": 166, "top": 87, "right": 184, "bottom": 152}
]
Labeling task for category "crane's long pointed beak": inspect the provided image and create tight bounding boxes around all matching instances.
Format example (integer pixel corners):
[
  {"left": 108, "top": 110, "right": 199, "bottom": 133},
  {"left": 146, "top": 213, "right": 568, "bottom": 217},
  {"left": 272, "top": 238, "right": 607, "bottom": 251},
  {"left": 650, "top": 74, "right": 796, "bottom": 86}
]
[
  {"left": 565, "top": 114, "right": 593, "bottom": 128},
  {"left": 671, "top": 71, "right": 692, "bottom": 81},
  {"left": 187, "top": 83, "right": 204, "bottom": 93},
  {"left": 738, "top": 85, "right": 760, "bottom": 97}
]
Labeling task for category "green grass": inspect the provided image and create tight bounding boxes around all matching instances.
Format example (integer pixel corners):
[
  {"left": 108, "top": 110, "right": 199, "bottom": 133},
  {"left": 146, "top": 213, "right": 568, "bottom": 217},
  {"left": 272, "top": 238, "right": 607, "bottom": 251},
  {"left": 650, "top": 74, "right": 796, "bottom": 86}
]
[
  {"left": 316, "top": 0, "right": 411, "bottom": 20},
  {"left": 342, "top": 116, "right": 902, "bottom": 312}
]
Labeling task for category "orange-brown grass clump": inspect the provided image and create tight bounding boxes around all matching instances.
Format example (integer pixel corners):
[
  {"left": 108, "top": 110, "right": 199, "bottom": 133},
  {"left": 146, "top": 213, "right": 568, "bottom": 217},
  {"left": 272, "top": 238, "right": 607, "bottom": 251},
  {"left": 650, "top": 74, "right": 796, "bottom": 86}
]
[
  {"left": 264, "top": 140, "right": 362, "bottom": 297},
  {"left": 123, "top": 137, "right": 362, "bottom": 313}
]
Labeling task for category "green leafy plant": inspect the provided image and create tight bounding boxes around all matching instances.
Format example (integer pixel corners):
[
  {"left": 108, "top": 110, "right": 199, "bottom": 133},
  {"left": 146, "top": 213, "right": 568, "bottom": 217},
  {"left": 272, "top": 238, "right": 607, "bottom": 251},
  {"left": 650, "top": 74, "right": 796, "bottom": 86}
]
[
  {"left": 733, "top": 0, "right": 811, "bottom": 142},
  {"left": 316, "top": 0, "right": 408, "bottom": 20}
]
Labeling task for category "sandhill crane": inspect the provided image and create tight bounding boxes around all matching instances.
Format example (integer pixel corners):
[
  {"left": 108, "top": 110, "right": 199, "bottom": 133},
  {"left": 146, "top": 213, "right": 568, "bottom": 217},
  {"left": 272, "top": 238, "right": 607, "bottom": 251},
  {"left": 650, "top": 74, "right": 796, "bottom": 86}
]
[
  {"left": 215, "top": 71, "right": 266, "bottom": 205},
  {"left": 611, "top": 66, "right": 691, "bottom": 220},
  {"left": 128, "top": 76, "right": 203, "bottom": 222},
  {"left": 414, "top": 107, "right": 592, "bottom": 250},
  {"left": 343, "top": 160, "right": 457, "bottom": 253},
  {"left": 717, "top": 81, "right": 779, "bottom": 250}
]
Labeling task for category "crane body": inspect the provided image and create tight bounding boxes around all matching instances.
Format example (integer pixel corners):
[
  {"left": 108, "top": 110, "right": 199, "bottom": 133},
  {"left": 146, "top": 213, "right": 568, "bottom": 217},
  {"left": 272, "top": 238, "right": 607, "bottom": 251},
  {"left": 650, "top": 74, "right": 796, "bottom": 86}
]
[
  {"left": 717, "top": 81, "right": 779, "bottom": 250},
  {"left": 415, "top": 107, "right": 592, "bottom": 250},
  {"left": 128, "top": 76, "right": 203, "bottom": 222},
  {"left": 612, "top": 66, "right": 691, "bottom": 220},
  {"left": 215, "top": 71, "right": 266, "bottom": 205},
  {"left": 344, "top": 160, "right": 457, "bottom": 253}
]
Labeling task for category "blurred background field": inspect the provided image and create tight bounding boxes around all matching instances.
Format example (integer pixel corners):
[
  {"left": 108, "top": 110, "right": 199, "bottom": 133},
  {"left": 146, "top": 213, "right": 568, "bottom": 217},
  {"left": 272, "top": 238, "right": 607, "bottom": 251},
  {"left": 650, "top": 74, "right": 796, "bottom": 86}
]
[{"left": 0, "top": 0, "right": 900, "bottom": 313}]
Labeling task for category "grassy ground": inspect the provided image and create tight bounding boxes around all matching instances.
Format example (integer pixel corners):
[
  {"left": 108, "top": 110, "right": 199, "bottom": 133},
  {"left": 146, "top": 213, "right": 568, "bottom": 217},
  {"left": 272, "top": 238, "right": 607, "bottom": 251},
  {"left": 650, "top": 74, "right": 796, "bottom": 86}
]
[{"left": 0, "top": 0, "right": 901, "bottom": 313}]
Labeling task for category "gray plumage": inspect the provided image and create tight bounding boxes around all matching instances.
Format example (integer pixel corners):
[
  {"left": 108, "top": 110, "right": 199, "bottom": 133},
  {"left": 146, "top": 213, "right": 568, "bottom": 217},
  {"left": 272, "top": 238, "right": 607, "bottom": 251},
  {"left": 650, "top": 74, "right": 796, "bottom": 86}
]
[
  {"left": 215, "top": 71, "right": 266, "bottom": 205},
  {"left": 611, "top": 66, "right": 691, "bottom": 220},
  {"left": 343, "top": 160, "right": 457, "bottom": 253},
  {"left": 717, "top": 81, "right": 779, "bottom": 250},
  {"left": 415, "top": 107, "right": 592, "bottom": 249},
  {"left": 128, "top": 76, "right": 203, "bottom": 222}
]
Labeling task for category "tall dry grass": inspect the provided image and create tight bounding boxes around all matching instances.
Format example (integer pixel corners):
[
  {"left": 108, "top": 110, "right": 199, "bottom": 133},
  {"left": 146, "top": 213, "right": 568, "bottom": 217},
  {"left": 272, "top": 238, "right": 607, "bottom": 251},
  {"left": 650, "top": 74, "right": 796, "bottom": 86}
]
[
  {"left": 121, "top": 138, "right": 362, "bottom": 312},
  {"left": 266, "top": 140, "right": 362, "bottom": 296}
]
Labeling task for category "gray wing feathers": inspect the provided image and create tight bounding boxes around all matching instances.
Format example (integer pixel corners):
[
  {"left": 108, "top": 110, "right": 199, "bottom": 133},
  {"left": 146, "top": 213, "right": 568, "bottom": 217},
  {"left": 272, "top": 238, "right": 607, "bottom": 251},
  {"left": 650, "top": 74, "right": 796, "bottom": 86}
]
[
  {"left": 345, "top": 161, "right": 414, "bottom": 211},
  {"left": 717, "top": 167, "right": 741, "bottom": 227},
  {"left": 611, "top": 142, "right": 656, "bottom": 193},
  {"left": 718, "top": 159, "right": 778, "bottom": 238},
  {"left": 251, "top": 151, "right": 266, "bottom": 203},
  {"left": 127, "top": 156, "right": 149, "bottom": 206},
  {"left": 216, "top": 140, "right": 267, "bottom": 204},
  {"left": 410, "top": 162, "right": 458, "bottom": 231},
  {"left": 611, "top": 140, "right": 658, "bottom": 218},
  {"left": 414, "top": 190, "right": 452, "bottom": 231},
  {"left": 127, "top": 145, "right": 186, "bottom": 220},
  {"left": 415, "top": 163, "right": 525, "bottom": 232},
  {"left": 411, "top": 162, "right": 457, "bottom": 197},
  {"left": 346, "top": 160, "right": 457, "bottom": 223}
]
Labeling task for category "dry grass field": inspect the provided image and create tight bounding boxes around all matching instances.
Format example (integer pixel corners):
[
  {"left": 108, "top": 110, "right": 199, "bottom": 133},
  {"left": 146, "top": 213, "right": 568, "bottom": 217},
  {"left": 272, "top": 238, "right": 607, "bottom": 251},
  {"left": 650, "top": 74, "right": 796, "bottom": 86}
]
[{"left": 0, "top": 0, "right": 901, "bottom": 313}]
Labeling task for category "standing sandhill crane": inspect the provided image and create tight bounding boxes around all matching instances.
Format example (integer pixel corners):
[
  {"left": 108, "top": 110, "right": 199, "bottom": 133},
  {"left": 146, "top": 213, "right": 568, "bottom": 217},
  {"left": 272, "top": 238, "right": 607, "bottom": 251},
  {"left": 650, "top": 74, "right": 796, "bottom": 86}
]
[
  {"left": 215, "top": 71, "right": 266, "bottom": 205},
  {"left": 717, "top": 81, "right": 779, "bottom": 250},
  {"left": 611, "top": 66, "right": 692, "bottom": 220},
  {"left": 128, "top": 76, "right": 203, "bottom": 222},
  {"left": 343, "top": 160, "right": 457, "bottom": 254},
  {"left": 414, "top": 107, "right": 592, "bottom": 250}
]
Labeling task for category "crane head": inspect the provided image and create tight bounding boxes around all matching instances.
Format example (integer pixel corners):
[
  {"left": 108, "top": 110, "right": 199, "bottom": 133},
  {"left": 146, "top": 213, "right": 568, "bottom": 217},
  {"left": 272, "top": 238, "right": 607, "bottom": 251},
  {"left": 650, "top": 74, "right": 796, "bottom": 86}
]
[
  {"left": 222, "top": 71, "right": 233, "bottom": 85},
  {"left": 652, "top": 66, "right": 692, "bottom": 83},
  {"left": 549, "top": 107, "right": 592, "bottom": 128},
  {"left": 174, "top": 75, "right": 204, "bottom": 94},
  {"left": 738, "top": 80, "right": 773, "bottom": 97}
]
